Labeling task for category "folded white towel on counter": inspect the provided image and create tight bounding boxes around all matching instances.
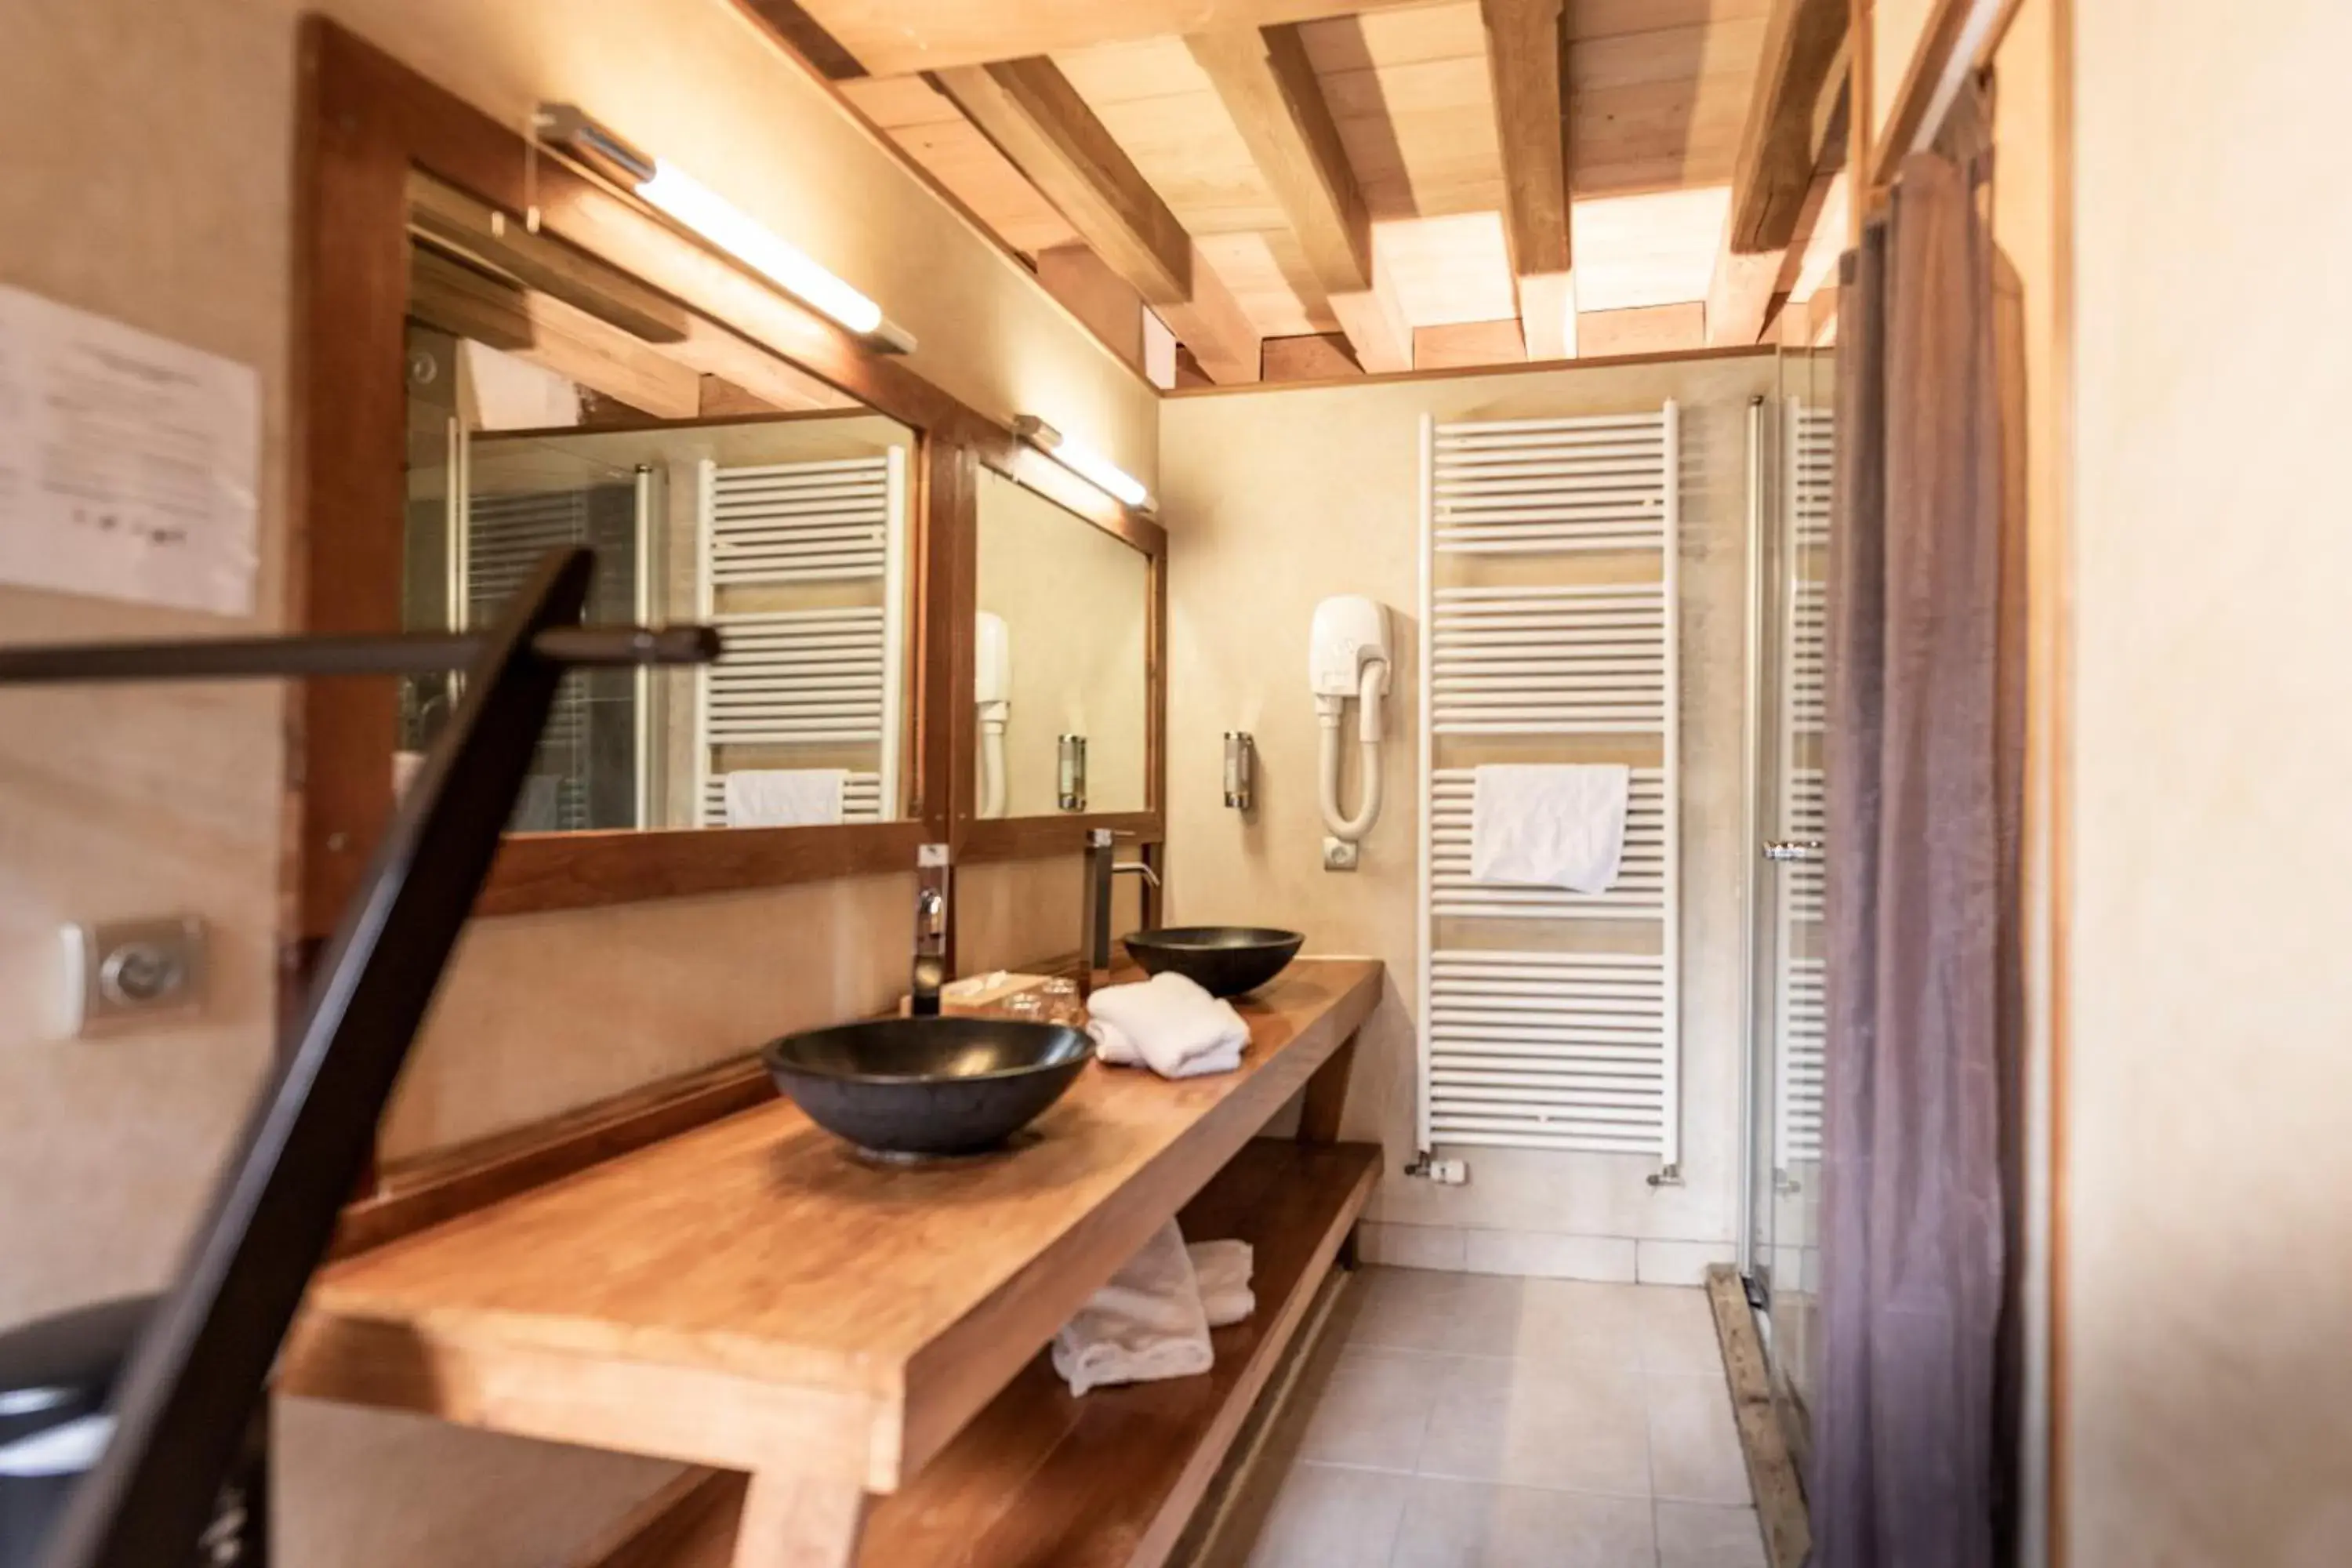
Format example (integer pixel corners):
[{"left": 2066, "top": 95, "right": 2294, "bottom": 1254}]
[
  {"left": 1469, "top": 763, "right": 1632, "bottom": 893},
  {"left": 1087, "top": 1017, "right": 1244, "bottom": 1080},
  {"left": 723, "top": 768, "right": 846, "bottom": 829},
  {"left": 1051, "top": 1221, "right": 1213, "bottom": 1396},
  {"left": 1188, "top": 1239, "right": 1256, "bottom": 1329},
  {"left": 1084, "top": 972, "right": 1252, "bottom": 1079}
]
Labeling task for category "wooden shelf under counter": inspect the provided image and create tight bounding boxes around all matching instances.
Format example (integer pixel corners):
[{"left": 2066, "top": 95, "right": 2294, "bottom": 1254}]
[
  {"left": 282, "top": 958, "right": 1384, "bottom": 1568},
  {"left": 586, "top": 1137, "right": 1377, "bottom": 1568}
]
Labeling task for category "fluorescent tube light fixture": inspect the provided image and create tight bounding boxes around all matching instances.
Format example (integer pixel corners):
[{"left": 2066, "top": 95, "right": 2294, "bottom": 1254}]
[
  {"left": 535, "top": 103, "right": 914, "bottom": 354},
  {"left": 1014, "top": 416, "right": 1152, "bottom": 511}
]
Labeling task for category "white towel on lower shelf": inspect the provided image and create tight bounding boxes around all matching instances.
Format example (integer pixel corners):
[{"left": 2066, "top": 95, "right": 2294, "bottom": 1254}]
[
  {"left": 723, "top": 768, "right": 846, "bottom": 829},
  {"left": 1051, "top": 1221, "right": 1213, "bottom": 1396},
  {"left": 1188, "top": 1239, "right": 1256, "bottom": 1328},
  {"left": 1469, "top": 763, "right": 1632, "bottom": 893},
  {"left": 1084, "top": 971, "right": 1252, "bottom": 1079}
]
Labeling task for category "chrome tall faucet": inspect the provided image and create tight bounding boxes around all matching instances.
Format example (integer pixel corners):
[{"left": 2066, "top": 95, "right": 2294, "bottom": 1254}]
[
  {"left": 911, "top": 843, "right": 950, "bottom": 1016},
  {"left": 1081, "top": 829, "right": 1160, "bottom": 992}
]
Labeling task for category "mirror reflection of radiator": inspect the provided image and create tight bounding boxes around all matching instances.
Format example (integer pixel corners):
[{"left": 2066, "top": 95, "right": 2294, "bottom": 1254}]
[
  {"left": 1773, "top": 401, "right": 1835, "bottom": 1167},
  {"left": 1415, "top": 407, "right": 1682, "bottom": 1167},
  {"left": 461, "top": 484, "right": 641, "bottom": 830},
  {"left": 691, "top": 450, "right": 906, "bottom": 826}
]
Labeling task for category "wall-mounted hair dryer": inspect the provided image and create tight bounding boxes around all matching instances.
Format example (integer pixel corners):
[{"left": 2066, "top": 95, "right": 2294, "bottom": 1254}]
[
  {"left": 975, "top": 611, "right": 1011, "bottom": 819},
  {"left": 1309, "top": 595, "right": 1392, "bottom": 862}
]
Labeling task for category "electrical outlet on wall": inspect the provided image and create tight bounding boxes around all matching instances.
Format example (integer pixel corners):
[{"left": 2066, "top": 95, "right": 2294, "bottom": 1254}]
[
  {"left": 1322, "top": 837, "right": 1359, "bottom": 872},
  {"left": 59, "top": 916, "right": 208, "bottom": 1037}
]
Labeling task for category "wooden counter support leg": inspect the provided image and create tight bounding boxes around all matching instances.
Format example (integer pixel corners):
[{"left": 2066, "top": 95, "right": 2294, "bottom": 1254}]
[
  {"left": 729, "top": 1472, "right": 867, "bottom": 1568},
  {"left": 1297, "top": 1027, "right": 1359, "bottom": 1145}
]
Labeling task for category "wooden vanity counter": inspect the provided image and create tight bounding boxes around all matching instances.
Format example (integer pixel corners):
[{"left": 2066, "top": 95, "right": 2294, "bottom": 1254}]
[{"left": 282, "top": 958, "right": 1383, "bottom": 1568}]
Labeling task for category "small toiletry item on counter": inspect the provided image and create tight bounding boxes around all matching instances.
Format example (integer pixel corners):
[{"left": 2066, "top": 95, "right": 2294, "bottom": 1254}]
[
  {"left": 1084, "top": 971, "right": 1250, "bottom": 1079},
  {"left": 1051, "top": 1224, "right": 1259, "bottom": 1397},
  {"left": 1038, "top": 976, "right": 1083, "bottom": 1027}
]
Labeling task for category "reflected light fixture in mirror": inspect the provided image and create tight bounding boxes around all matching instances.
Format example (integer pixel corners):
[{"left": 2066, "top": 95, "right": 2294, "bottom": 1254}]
[
  {"left": 1012, "top": 416, "right": 1152, "bottom": 510},
  {"left": 535, "top": 103, "right": 916, "bottom": 354}
]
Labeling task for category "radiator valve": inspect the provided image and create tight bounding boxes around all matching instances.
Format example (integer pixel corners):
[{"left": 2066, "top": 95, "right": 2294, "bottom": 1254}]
[{"left": 1404, "top": 1152, "right": 1469, "bottom": 1185}]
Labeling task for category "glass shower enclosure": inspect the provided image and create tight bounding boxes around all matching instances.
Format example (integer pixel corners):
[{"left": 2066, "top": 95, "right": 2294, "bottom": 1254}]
[{"left": 1740, "top": 339, "right": 1836, "bottom": 1472}]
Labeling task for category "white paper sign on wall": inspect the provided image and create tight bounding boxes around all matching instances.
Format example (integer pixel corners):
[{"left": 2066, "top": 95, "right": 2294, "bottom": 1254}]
[{"left": 0, "top": 283, "right": 261, "bottom": 617}]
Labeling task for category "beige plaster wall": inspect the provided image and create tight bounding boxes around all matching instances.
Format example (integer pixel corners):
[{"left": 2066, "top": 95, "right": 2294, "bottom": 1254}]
[
  {"left": 1160, "top": 351, "right": 1777, "bottom": 1285},
  {"left": 2064, "top": 1, "right": 2352, "bottom": 1559},
  {"left": 1871, "top": 0, "right": 1940, "bottom": 146},
  {"left": 0, "top": 0, "right": 1151, "bottom": 1560},
  {"left": 975, "top": 470, "right": 1152, "bottom": 818}
]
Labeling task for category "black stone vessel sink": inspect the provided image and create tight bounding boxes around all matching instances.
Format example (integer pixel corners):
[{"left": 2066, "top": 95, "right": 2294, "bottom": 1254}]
[
  {"left": 760, "top": 1017, "right": 1092, "bottom": 1157},
  {"left": 1121, "top": 927, "right": 1305, "bottom": 999}
]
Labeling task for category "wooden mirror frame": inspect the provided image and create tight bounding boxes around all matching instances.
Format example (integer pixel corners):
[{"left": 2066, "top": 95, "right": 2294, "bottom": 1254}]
[
  {"left": 951, "top": 439, "right": 1167, "bottom": 866},
  {"left": 292, "top": 21, "right": 1167, "bottom": 939},
  {"left": 295, "top": 20, "right": 1169, "bottom": 1250}
]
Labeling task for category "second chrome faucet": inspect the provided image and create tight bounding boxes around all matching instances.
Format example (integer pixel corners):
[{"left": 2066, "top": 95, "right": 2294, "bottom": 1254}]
[
  {"left": 911, "top": 844, "right": 950, "bottom": 1016},
  {"left": 1081, "top": 828, "right": 1159, "bottom": 990}
]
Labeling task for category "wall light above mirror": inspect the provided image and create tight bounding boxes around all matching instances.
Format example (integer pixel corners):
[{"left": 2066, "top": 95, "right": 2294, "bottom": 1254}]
[
  {"left": 532, "top": 103, "right": 916, "bottom": 354},
  {"left": 401, "top": 174, "right": 920, "bottom": 837}
]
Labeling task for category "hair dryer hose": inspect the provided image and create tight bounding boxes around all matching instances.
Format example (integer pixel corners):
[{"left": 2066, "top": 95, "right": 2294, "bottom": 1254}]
[{"left": 1317, "top": 661, "right": 1386, "bottom": 841}]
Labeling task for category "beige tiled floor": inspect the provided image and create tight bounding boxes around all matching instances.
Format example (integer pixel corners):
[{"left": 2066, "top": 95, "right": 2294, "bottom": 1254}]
[{"left": 1226, "top": 1267, "right": 1766, "bottom": 1568}]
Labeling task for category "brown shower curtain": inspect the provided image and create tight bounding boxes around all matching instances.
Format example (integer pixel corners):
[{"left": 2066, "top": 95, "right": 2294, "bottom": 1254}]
[{"left": 1813, "top": 94, "right": 2025, "bottom": 1567}]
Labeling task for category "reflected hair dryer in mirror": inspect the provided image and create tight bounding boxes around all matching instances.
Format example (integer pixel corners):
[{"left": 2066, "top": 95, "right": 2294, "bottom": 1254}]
[
  {"left": 975, "top": 611, "right": 1011, "bottom": 819},
  {"left": 1309, "top": 595, "right": 1392, "bottom": 856}
]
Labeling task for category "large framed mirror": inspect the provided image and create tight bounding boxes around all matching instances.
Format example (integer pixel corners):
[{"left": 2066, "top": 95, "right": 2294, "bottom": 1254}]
[
  {"left": 292, "top": 21, "right": 1169, "bottom": 1240},
  {"left": 959, "top": 452, "right": 1164, "bottom": 860},
  {"left": 289, "top": 29, "right": 993, "bottom": 938},
  {"left": 401, "top": 203, "right": 921, "bottom": 843}
]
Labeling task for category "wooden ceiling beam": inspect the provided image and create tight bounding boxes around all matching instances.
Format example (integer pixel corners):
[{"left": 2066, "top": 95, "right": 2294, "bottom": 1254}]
[
  {"left": 735, "top": 0, "right": 868, "bottom": 81},
  {"left": 1479, "top": 0, "right": 1577, "bottom": 361},
  {"left": 1727, "top": 0, "right": 1850, "bottom": 253},
  {"left": 1718, "top": 49, "right": 1849, "bottom": 346},
  {"left": 1261, "top": 332, "right": 1363, "bottom": 383},
  {"left": 935, "top": 58, "right": 1261, "bottom": 381},
  {"left": 793, "top": 0, "right": 1446, "bottom": 78},
  {"left": 1705, "top": 241, "right": 1781, "bottom": 347},
  {"left": 1035, "top": 243, "right": 1146, "bottom": 372},
  {"left": 1580, "top": 302, "right": 1704, "bottom": 359},
  {"left": 1708, "top": 49, "right": 1846, "bottom": 347},
  {"left": 1187, "top": 25, "right": 1410, "bottom": 374}
]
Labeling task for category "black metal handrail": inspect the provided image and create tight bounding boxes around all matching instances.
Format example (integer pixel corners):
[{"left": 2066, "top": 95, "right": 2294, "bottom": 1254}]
[{"left": 3, "top": 549, "right": 718, "bottom": 1568}]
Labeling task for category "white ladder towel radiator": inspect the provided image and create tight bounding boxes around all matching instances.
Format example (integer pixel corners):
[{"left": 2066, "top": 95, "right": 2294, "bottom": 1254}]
[
  {"left": 1773, "top": 398, "right": 1835, "bottom": 1166},
  {"left": 1416, "top": 406, "right": 1683, "bottom": 1166}
]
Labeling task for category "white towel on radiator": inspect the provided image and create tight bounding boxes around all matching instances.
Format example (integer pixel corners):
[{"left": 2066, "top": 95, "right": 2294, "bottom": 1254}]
[
  {"left": 1188, "top": 1240, "right": 1256, "bottom": 1328},
  {"left": 722, "top": 768, "right": 845, "bottom": 828},
  {"left": 1469, "top": 763, "right": 1632, "bottom": 893},
  {"left": 1084, "top": 971, "right": 1251, "bottom": 1079},
  {"left": 1051, "top": 1221, "right": 1213, "bottom": 1396}
]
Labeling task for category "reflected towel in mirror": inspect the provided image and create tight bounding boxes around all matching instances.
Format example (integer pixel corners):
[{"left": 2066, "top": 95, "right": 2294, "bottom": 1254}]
[
  {"left": 1468, "top": 763, "right": 1630, "bottom": 892},
  {"left": 722, "top": 768, "right": 846, "bottom": 828}
]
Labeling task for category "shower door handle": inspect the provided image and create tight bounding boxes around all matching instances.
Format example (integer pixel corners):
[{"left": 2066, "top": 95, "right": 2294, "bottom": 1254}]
[{"left": 1762, "top": 839, "right": 1824, "bottom": 863}]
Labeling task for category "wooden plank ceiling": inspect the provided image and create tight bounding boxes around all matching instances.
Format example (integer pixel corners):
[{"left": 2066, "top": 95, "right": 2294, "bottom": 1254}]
[{"left": 752, "top": 0, "right": 1849, "bottom": 383}]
